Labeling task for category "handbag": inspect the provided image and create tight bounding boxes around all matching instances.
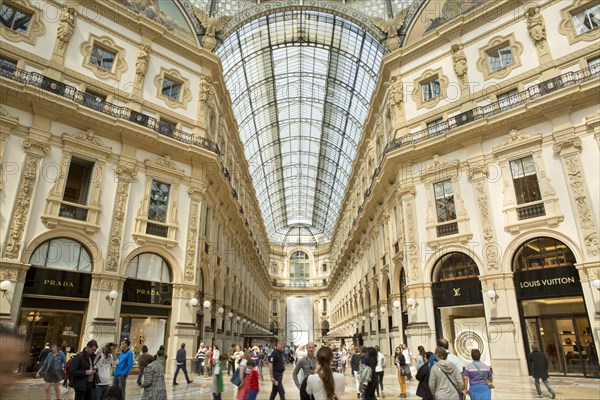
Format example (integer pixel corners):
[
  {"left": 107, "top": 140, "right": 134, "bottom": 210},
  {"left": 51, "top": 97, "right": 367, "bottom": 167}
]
[
  {"left": 231, "top": 367, "right": 241, "bottom": 386},
  {"left": 473, "top": 362, "right": 494, "bottom": 389}
]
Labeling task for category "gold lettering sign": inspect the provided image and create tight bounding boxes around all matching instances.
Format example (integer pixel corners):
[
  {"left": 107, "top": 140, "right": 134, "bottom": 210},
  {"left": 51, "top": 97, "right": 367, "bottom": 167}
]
[
  {"left": 520, "top": 276, "right": 575, "bottom": 289},
  {"left": 453, "top": 288, "right": 461, "bottom": 297},
  {"left": 135, "top": 288, "right": 161, "bottom": 296},
  {"left": 43, "top": 279, "right": 74, "bottom": 287}
]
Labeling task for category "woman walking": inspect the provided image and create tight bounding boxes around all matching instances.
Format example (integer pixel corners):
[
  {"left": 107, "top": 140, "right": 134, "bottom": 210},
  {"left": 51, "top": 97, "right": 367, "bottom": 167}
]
[
  {"left": 415, "top": 351, "right": 433, "bottom": 400},
  {"left": 306, "top": 346, "right": 345, "bottom": 400},
  {"left": 36, "top": 343, "right": 66, "bottom": 400},
  {"left": 140, "top": 357, "right": 167, "bottom": 400},
  {"left": 462, "top": 349, "right": 493, "bottom": 400},
  {"left": 415, "top": 346, "right": 427, "bottom": 369},
  {"left": 394, "top": 346, "right": 407, "bottom": 398}
]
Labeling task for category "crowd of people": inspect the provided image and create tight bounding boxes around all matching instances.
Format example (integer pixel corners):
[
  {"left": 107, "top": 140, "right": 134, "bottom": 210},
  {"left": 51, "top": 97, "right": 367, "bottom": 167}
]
[{"left": 0, "top": 324, "right": 561, "bottom": 400}]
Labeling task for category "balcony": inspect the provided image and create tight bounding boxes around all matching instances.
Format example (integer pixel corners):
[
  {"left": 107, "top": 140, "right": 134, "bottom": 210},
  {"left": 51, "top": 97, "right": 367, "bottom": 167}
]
[
  {"left": 146, "top": 222, "right": 168, "bottom": 238},
  {"left": 436, "top": 221, "right": 459, "bottom": 237},
  {"left": 58, "top": 203, "right": 89, "bottom": 222},
  {"left": 517, "top": 202, "right": 546, "bottom": 220},
  {"left": 0, "top": 63, "right": 220, "bottom": 155},
  {"left": 385, "top": 67, "right": 600, "bottom": 154}
]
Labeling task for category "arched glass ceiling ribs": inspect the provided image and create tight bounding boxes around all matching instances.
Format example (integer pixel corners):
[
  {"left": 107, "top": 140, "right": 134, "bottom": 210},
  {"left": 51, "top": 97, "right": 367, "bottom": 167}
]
[{"left": 217, "top": 10, "right": 385, "bottom": 243}]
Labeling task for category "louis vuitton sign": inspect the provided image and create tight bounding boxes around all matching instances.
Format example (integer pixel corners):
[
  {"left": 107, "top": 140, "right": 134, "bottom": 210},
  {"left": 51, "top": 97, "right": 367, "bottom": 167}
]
[
  {"left": 514, "top": 265, "right": 581, "bottom": 300},
  {"left": 432, "top": 277, "right": 483, "bottom": 307}
]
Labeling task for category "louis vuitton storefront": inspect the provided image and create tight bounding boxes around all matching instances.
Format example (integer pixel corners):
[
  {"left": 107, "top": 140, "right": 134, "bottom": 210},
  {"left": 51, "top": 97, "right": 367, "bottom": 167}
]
[
  {"left": 432, "top": 252, "right": 490, "bottom": 366},
  {"left": 513, "top": 237, "right": 599, "bottom": 378},
  {"left": 17, "top": 238, "right": 92, "bottom": 372}
]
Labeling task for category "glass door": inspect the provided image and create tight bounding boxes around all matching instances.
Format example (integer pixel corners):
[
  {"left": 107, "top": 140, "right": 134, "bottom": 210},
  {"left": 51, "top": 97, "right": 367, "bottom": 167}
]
[{"left": 555, "top": 318, "right": 583, "bottom": 375}]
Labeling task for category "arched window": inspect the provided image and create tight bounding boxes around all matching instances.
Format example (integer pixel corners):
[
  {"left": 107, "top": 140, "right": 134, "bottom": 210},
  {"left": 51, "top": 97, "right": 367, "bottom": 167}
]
[
  {"left": 290, "top": 251, "right": 309, "bottom": 285},
  {"left": 400, "top": 268, "right": 407, "bottom": 311},
  {"left": 432, "top": 252, "right": 479, "bottom": 282},
  {"left": 513, "top": 237, "right": 576, "bottom": 271},
  {"left": 30, "top": 238, "right": 92, "bottom": 272},
  {"left": 270, "top": 320, "right": 279, "bottom": 336},
  {"left": 322, "top": 320, "right": 330, "bottom": 337},
  {"left": 126, "top": 253, "right": 171, "bottom": 283}
]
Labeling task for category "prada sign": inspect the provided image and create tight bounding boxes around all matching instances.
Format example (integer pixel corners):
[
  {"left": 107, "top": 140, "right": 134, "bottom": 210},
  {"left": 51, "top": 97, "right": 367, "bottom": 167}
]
[
  {"left": 432, "top": 278, "right": 483, "bottom": 307},
  {"left": 514, "top": 265, "right": 582, "bottom": 300},
  {"left": 24, "top": 267, "right": 92, "bottom": 298},
  {"left": 123, "top": 279, "right": 172, "bottom": 305}
]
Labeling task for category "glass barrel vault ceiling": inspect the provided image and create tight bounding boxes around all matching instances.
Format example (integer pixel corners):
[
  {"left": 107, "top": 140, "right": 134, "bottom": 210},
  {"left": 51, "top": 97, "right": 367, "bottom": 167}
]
[{"left": 216, "top": 11, "right": 386, "bottom": 243}]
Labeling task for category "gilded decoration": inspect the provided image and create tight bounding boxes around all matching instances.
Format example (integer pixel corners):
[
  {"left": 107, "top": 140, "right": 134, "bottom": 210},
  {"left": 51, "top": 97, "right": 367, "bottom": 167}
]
[
  {"left": 193, "top": 7, "right": 232, "bottom": 52},
  {"left": 154, "top": 68, "right": 192, "bottom": 109},
  {"left": 80, "top": 34, "right": 128, "bottom": 81},
  {"left": 411, "top": 68, "right": 449, "bottom": 110},
  {"left": 4, "top": 158, "right": 39, "bottom": 259},
  {"left": 559, "top": 0, "right": 600, "bottom": 45},
  {"left": 0, "top": 0, "right": 46, "bottom": 45},
  {"left": 476, "top": 34, "right": 524, "bottom": 80},
  {"left": 53, "top": 6, "right": 76, "bottom": 59},
  {"left": 105, "top": 162, "right": 138, "bottom": 272}
]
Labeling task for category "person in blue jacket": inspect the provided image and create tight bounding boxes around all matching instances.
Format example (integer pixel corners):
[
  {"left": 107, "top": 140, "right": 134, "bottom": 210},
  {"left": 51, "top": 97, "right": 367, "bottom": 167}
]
[
  {"left": 36, "top": 343, "right": 66, "bottom": 400},
  {"left": 113, "top": 339, "right": 133, "bottom": 398}
]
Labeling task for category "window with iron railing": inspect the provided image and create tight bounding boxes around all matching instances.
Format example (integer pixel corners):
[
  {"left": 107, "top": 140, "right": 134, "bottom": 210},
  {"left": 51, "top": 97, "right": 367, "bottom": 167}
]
[
  {"left": 510, "top": 156, "right": 545, "bottom": 220},
  {"left": 60, "top": 157, "right": 94, "bottom": 222}
]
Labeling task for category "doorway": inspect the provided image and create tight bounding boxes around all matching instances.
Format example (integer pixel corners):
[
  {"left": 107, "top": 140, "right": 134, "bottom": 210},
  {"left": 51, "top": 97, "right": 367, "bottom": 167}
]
[{"left": 522, "top": 298, "right": 598, "bottom": 377}]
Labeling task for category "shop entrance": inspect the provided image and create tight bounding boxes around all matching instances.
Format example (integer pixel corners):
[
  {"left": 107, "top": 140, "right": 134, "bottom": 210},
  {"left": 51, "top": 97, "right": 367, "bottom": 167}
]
[{"left": 522, "top": 298, "right": 598, "bottom": 377}]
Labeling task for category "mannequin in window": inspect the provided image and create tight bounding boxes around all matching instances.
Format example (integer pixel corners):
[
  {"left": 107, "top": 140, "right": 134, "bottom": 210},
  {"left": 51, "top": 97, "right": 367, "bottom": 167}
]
[{"left": 134, "top": 330, "right": 145, "bottom": 355}]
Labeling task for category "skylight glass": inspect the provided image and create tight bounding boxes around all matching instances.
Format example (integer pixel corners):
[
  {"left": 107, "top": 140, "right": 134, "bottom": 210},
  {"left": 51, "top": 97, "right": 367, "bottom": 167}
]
[{"left": 217, "top": 10, "right": 385, "bottom": 243}]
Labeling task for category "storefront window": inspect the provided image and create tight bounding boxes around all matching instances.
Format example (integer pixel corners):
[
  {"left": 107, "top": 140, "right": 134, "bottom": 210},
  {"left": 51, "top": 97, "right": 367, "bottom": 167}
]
[
  {"left": 126, "top": 253, "right": 171, "bottom": 282},
  {"left": 513, "top": 237, "right": 577, "bottom": 271}
]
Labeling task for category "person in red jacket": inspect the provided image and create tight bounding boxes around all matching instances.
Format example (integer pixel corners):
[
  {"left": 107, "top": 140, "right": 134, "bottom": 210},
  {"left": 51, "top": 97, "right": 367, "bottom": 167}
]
[{"left": 246, "top": 360, "right": 260, "bottom": 400}]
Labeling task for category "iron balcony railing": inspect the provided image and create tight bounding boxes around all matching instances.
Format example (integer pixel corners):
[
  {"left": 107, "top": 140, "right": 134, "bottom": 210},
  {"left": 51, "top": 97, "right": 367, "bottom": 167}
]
[
  {"left": 0, "top": 63, "right": 220, "bottom": 155},
  {"left": 385, "top": 67, "right": 600, "bottom": 154}
]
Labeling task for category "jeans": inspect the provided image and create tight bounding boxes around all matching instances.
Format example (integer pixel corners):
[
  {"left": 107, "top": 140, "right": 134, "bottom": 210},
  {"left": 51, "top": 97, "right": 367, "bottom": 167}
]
[
  {"left": 113, "top": 375, "right": 128, "bottom": 399},
  {"left": 248, "top": 390, "right": 259, "bottom": 400},
  {"left": 377, "top": 371, "right": 384, "bottom": 393},
  {"left": 137, "top": 367, "right": 144, "bottom": 385},
  {"left": 94, "top": 384, "right": 109, "bottom": 400},
  {"left": 74, "top": 383, "right": 94, "bottom": 400},
  {"left": 269, "top": 372, "right": 285, "bottom": 400},
  {"left": 174, "top": 363, "right": 191, "bottom": 383},
  {"left": 534, "top": 377, "right": 554, "bottom": 395},
  {"left": 197, "top": 359, "right": 205, "bottom": 374}
]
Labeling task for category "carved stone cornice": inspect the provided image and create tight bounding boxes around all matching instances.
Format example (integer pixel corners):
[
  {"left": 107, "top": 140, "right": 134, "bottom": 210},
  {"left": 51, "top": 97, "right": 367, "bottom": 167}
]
[
  {"left": 62, "top": 129, "right": 112, "bottom": 158},
  {"left": 90, "top": 274, "right": 126, "bottom": 291},
  {"left": 115, "top": 161, "right": 138, "bottom": 181},
  {"left": 492, "top": 129, "right": 542, "bottom": 156},
  {"left": 553, "top": 134, "right": 582, "bottom": 154},
  {"left": 145, "top": 155, "right": 185, "bottom": 179},
  {"left": 0, "top": 262, "right": 30, "bottom": 282},
  {"left": 420, "top": 154, "right": 460, "bottom": 182},
  {"left": 22, "top": 137, "right": 51, "bottom": 155}
]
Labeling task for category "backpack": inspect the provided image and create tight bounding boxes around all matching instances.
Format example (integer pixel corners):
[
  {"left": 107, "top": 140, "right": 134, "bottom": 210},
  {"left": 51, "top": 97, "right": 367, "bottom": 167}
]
[{"left": 64, "top": 357, "right": 74, "bottom": 380}]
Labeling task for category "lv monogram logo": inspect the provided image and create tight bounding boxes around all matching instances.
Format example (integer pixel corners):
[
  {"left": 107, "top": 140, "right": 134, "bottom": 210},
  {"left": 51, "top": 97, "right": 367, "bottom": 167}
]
[{"left": 453, "top": 288, "right": 461, "bottom": 297}]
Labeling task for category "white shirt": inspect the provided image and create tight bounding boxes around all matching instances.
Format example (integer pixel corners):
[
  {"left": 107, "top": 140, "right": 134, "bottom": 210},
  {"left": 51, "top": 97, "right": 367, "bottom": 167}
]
[
  {"left": 213, "top": 349, "right": 220, "bottom": 363},
  {"left": 402, "top": 349, "right": 412, "bottom": 365},
  {"left": 306, "top": 372, "right": 345, "bottom": 400},
  {"left": 376, "top": 352, "right": 386, "bottom": 372},
  {"left": 210, "top": 362, "right": 221, "bottom": 393}
]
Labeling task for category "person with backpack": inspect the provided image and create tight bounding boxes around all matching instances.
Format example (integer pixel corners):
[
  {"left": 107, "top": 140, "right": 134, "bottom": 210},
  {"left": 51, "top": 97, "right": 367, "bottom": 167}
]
[
  {"left": 93, "top": 343, "right": 116, "bottom": 400},
  {"left": 416, "top": 351, "right": 434, "bottom": 400},
  {"left": 69, "top": 339, "right": 99, "bottom": 400},
  {"left": 36, "top": 343, "right": 66, "bottom": 400}
]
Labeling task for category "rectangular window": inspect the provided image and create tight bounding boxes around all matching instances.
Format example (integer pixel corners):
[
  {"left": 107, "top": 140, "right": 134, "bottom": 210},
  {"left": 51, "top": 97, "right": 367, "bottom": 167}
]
[
  {"left": 433, "top": 179, "right": 456, "bottom": 222},
  {"left": 204, "top": 206, "right": 212, "bottom": 238},
  {"left": 82, "top": 89, "right": 106, "bottom": 111},
  {"left": 0, "top": 57, "right": 17, "bottom": 77},
  {"left": 421, "top": 78, "right": 441, "bottom": 102},
  {"left": 322, "top": 299, "right": 328, "bottom": 313},
  {"left": 63, "top": 157, "right": 94, "bottom": 205},
  {"left": 162, "top": 76, "right": 182, "bottom": 100},
  {"left": 427, "top": 118, "right": 444, "bottom": 135},
  {"left": 158, "top": 119, "right": 176, "bottom": 136},
  {"left": 588, "top": 56, "right": 600, "bottom": 76},
  {"left": 0, "top": 4, "right": 32, "bottom": 34},
  {"left": 148, "top": 180, "right": 170, "bottom": 223},
  {"left": 90, "top": 45, "right": 115, "bottom": 72},
  {"left": 322, "top": 263, "right": 327, "bottom": 272},
  {"left": 498, "top": 89, "right": 519, "bottom": 110},
  {"left": 272, "top": 299, "right": 278, "bottom": 315},
  {"left": 572, "top": 4, "right": 600, "bottom": 34},
  {"left": 487, "top": 44, "right": 513, "bottom": 72},
  {"left": 510, "top": 156, "right": 542, "bottom": 205}
]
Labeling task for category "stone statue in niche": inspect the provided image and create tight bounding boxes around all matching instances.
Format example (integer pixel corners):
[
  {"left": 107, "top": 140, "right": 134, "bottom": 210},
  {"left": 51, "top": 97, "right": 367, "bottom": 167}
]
[
  {"left": 525, "top": 6, "right": 546, "bottom": 49},
  {"left": 451, "top": 43, "right": 468, "bottom": 82},
  {"left": 54, "top": 6, "right": 76, "bottom": 58}
]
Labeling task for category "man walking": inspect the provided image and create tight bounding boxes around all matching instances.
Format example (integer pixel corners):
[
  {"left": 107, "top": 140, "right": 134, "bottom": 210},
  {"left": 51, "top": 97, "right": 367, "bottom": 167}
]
[
  {"left": 174, "top": 343, "right": 193, "bottom": 385},
  {"left": 529, "top": 346, "right": 556, "bottom": 399},
  {"left": 269, "top": 341, "right": 286, "bottom": 400},
  {"left": 113, "top": 339, "right": 133, "bottom": 398},
  {"left": 292, "top": 342, "right": 316, "bottom": 390}
]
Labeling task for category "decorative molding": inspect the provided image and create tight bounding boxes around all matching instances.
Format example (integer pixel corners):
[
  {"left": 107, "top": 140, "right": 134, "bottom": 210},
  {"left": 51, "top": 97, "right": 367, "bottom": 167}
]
[
  {"left": 411, "top": 68, "right": 449, "bottom": 109},
  {"left": 134, "top": 44, "right": 151, "bottom": 94},
  {"left": 184, "top": 200, "right": 200, "bottom": 282},
  {"left": 0, "top": 0, "right": 45, "bottom": 45},
  {"left": 470, "top": 166, "right": 500, "bottom": 271},
  {"left": 22, "top": 138, "right": 51, "bottom": 154},
  {"left": 451, "top": 43, "right": 468, "bottom": 83},
  {"left": 420, "top": 154, "right": 460, "bottom": 181},
  {"left": 145, "top": 155, "right": 185, "bottom": 178},
  {"left": 492, "top": 129, "right": 542, "bottom": 156},
  {"left": 154, "top": 67, "right": 192, "bottom": 109},
  {"left": 384, "top": 75, "right": 404, "bottom": 127},
  {"left": 559, "top": 0, "right": 600, "bottom": 45},
  {"left": 53, "top": 5, "right": 76, "bottom": 61},
  {"left": 80, "top": 34, "right": 128, "bottom": 81},
  {"left": 524, "top": 5, "right": 547, "bottom": 52},
  {"left": 3, "top": 157, "right": 40, "bottom": 259},
  {"left": 476, "top": 33, "right": 524, "bottom": 80}
]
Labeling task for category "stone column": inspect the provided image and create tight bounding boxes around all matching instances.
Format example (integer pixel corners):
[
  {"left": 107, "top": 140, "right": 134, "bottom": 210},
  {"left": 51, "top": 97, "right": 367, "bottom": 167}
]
[
  {"left": 169, "top": 284, "right": 200, "bottom": 374},
  {"left": 0, "top": 262, "right": 29, "bottom": 325},
  {"left": 85, "top": 274, "right": 126, "bottom": 345}
]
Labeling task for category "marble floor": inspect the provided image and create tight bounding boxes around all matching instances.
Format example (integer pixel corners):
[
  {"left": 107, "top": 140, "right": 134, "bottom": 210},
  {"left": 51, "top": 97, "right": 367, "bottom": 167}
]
[{"left": 4, "top": 365, "right": 599, "bottom": 400}]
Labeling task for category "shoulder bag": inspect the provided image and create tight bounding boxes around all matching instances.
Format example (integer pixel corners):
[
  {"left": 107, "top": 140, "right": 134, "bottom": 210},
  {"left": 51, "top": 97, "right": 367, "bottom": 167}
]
[{"left": 473, "top": 362, "right": 494, "bottom": 389}]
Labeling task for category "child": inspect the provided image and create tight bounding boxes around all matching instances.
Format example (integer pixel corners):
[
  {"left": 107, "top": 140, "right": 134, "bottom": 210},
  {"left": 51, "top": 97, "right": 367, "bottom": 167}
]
[
  {"left": 212, "top": 354, "right": 229, "bottom": 400},
  {"left": 246, "top": 360, "right": 260, "bottom": 400}
]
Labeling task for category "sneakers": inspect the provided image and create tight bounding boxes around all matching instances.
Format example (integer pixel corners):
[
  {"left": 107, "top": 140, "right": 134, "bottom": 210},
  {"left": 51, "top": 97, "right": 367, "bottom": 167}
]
[
  {"left": 173, "top": 382, "right": 179, "bottom": 385},
  {"left": 187, "top": 380, "right": 194, "bottom": 384},
  {"left": 551, "top": 392, "right": 556, "bottom": 399}
]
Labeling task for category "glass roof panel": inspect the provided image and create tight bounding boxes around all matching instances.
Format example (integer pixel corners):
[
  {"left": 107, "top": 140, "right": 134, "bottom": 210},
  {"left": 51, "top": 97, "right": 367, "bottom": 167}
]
[{"left": 216, "top": 9, "right": 385, "bottom": 243}]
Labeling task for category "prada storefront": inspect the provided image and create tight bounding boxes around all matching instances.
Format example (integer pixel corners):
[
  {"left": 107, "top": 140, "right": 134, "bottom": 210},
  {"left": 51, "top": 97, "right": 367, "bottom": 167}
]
[
  {"left": 514, "top": 237, "right": 599, "bottom": 378},
  {"left": 432, "top": 252, "right": 490, "bottom": 366},
  {"left": 18, "top": 238, "right": 92, "bottom": 372},
  {"left": 120, "top": 253, "right": 172, "bottom": 364}
]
